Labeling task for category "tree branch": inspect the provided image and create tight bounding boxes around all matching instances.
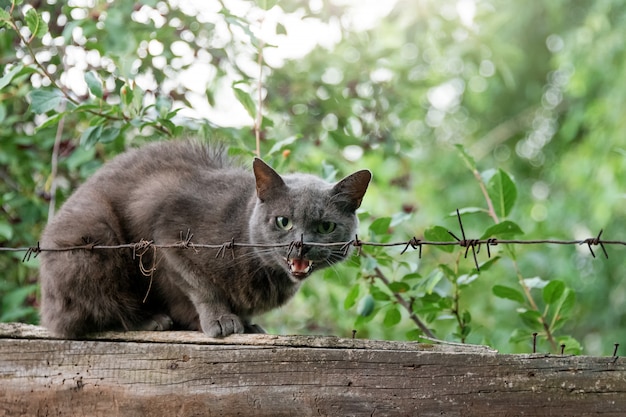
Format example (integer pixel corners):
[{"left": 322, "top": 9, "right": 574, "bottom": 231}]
[{"left": 372, "top": 266, "right": 436, "bottom": 339}]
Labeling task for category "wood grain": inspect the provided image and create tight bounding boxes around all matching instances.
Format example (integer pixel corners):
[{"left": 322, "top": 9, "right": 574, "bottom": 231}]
[{"left": 1, "top": 323, "right": 624, "bottom": 416}]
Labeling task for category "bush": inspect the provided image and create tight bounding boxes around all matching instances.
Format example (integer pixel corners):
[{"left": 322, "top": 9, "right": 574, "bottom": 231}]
[{"left": 1, "top": 0, "right": 625, "bottom": 355}]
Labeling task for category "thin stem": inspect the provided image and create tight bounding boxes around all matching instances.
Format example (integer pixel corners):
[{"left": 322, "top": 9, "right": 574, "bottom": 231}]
[
  {"left": 462, "top": 148, "right": 559, "bottom": 352},
  {"left": 512, "top": 261, "right": 558, "bottom": 351},
  {"left": 451, "top": 254, "right": 467, "bottom": 343},
  {"left": 254, "top": 26, "right": 265, "bottom": 158},
  {"left": 469, "top": 166, "right": 499, "bottom": 224},
  {"left": 372, "top": 266, "right": 436, "bottom": 339},
  {"left": 47, "top": 102, "right": 66, "bottom": 222}
]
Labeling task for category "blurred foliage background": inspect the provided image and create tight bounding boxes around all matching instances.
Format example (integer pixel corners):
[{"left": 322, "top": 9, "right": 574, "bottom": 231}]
[{"left": 0, "top": 0, "right": 624, "bottom": 355}]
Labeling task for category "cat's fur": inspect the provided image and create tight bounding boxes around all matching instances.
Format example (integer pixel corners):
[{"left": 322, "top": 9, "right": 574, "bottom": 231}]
[{"left": 39, "top": 140, "right": 371, "bottom": 338}]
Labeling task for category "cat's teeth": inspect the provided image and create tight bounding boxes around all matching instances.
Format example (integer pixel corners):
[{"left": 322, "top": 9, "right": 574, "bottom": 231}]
[{"left": 286, "top": 258, "right": 313, "bottom": 278}]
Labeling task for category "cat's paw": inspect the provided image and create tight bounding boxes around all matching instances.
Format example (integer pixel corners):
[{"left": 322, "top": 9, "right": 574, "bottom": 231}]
[{"left": 201, "top": 314, "right": 244, "bottom": 337}]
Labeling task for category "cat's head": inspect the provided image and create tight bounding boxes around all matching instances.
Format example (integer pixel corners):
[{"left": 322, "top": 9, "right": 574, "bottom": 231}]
[{"left": 249, "top": 158, "right": 371, "bottom": 283}]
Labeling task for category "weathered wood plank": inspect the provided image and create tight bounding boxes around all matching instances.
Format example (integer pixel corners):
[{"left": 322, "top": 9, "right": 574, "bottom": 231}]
[{"left": 1, "top": 323, "right": 624, "bottom": 416}]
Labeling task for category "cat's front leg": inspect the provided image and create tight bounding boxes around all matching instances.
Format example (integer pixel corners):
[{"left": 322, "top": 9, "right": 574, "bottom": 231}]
[
  {"left": 190, "top": 295, "right": 245, "bottom": 337},
  {"left": 161, "top": 253, "right": 246, "bottom": 337}
]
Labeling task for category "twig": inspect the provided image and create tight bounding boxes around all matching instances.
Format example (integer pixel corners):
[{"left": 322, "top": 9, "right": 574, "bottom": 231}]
[
  {"left": 461, "top": 150, "right": 558, "bottom": 352},
  {"left": 254, "top": 21, "right": 265, "bottom": 158},
  {"left": 372, "top": 266, "right": 436, "bottom": 339},
  {"left": 47, "top": 84, "right": 67, "bottom": 222},
  {"left": 450, "top": 253, "right": 469, "bottom": 343}
]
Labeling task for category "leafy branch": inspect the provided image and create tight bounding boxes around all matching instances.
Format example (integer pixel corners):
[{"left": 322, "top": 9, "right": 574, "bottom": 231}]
[
  {"left": 344, "top": 145, "right": 580, "bottom": 352},
  {"left": 457, "top": 145, "right": 560, "bottom": 352},
  {"left": 0, "top": 0, "right": 173, "bottom": 137}
]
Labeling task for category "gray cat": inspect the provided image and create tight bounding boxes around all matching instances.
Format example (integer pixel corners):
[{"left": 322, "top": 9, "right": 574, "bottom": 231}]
[{"left": 39, "top": 140, "right": 371, "bottom": 338}]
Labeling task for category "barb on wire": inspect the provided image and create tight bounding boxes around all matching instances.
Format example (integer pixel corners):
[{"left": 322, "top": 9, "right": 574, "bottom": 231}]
[
  {"left": 486, "top": 238, "right": 498, "bottom": 258},
  {"left": 447, "top": 209, "right": 481, "bottom": 270},
  {"left": 215, "top": 238, "right": 236, "bottom": 259},
  {"left": 340, "top": 239, "right": 355, "bottom": 257},
  {"left": 582, "top": 229, "right": 608, "bottom": 259},
  {"left": 22, "top": 242, "right": 41, "bottom": 263},
  {"left": 1, "top": 209, "right": 623, "bottom": 265},
  {"left": 401, "top": 237, "right": 422, "bottom": 258},
  {"left": 178, "top": 229, "right": 194, "bottom": 249}
]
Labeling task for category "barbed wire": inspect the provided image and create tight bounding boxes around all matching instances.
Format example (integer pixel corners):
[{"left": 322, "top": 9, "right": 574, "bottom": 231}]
[{"left": 1, "top": 211, "right": 623, "bottom": 270}]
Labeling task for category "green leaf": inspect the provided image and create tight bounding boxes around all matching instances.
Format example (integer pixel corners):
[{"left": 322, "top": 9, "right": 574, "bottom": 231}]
[
  {"left": 0, "top": 8, "right": 11, "bottom": 27},
  {"left": 424, "top": 225, "right": 456, "bottom": 253},
  {"left": 28, "top": 89, "right": 65, "bottom": 113},
  {"left": 155, "top": 95, "right": 172, "bottom": 117},
  {"left": 35, "top": 112, "right": 66, "bottom": 132},
  {"left": 518, "top": 309, "right": 542, "bottom": 331},
  {"left": 0, "top": 221, "right": 13, "bottom": 240},
  {"left": 267, "top": 135, "right": 299, "bottom": 155},
  {"left": 401, "top": 272, "right": 422, "bottom": 283},
  {"left": 457, "top": 273, "right": 479, "bottom": 286},
  {"left": 383, "top": 306, "right": 402, "bottom": 327},
  {"left": 0, "top": 284, "right": 38, "bottom": 322},
  {"left": 556, "top": 288, "right": 576, "bottom": 317},
  {"left": 356, "top": 294, "right": 375, "bottom": 317},
  {"left": 361, "top": 256, "right": 378, "bottom": 273},
  {"left": 487, "top": 169, "right": 517, "bottom": 218},
  {"left": 455, "top": 144, "right": 477, "bottom": 171},
  {"left": 84, "top": 71, "right": 103, "bottom": 98},
  {"left": 0, "top": 64, "right": 24, "bottom": 90},
  {"left": 492, "top": 285, "right": 525, "bottom": 304},
  {"left": 368, "top": 217, "right": 391, "bottom": 236},
  {"left": 232, "top": 83, "right": 256, "bottom": 119},
  {"left": 370, "top": 286, "right": 390, "bottom": 301},
  {"left": 121, "top": 83, "right": 134, "bottom": 107},
  {"left": 259, "top": 0, "right": 278, "bottom": 10},
  {"left": 99, "top": 126, "right": 121, "bottom": 143},
  {"left": 508, "top": 328, "right": 533, "bottom": 344},
  {"left": 420, "top": 269, "right": 443, "bottom": 294},
  {"left": 387, "top": 282, "right": 410, "bottom": 293},
  {"left": 450, "top": 207, "right": 484, "bottom": 216},
  {"left": 65, "top": 146, "right": 96, "bottom": 171},
  {"left": 276, "top": 22, "right": 287, "bottom": 35},
  {"left": 344, "top": 284, "right": 360, "bottom": 310},
  {"left": 80, "top": 125, "right": 103, "bottom": 149},
  {"left": 438, "top": 264, "right": 456, "bottom": 280},
  {"left": 542, "top": 280, "right": 566, "bottom": 305},
  {"left": 462, "top": 310, "right": 472, "bottom": 325},
  {"left": 24, "top": 8, "right": 48, "bottom": 39},
  {"left": 480, "top": 221, "right": 524, "bottom": 239},
  {"left": 473, "top": 256, "right": 501, "bottom": 273},
  {"left": 406, "top": 329, "right": 423, "bottom": 341},
  {"left": 556, "top": 336, "right": 582, "bottom": 355},
  {"left": 228, "top": 147, "right": 255, "bottom": 158}
]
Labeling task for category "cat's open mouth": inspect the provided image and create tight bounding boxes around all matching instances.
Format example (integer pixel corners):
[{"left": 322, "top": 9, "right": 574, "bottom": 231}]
[{"left": 286, "top": 258, "right": 313, "bottom": 279}]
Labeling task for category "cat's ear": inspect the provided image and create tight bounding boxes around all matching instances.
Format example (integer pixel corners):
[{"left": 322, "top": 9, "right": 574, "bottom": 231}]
[
  {"left": 332, "top": 169, "right": 372, "bottom": 212},
  {"left": 253, "top": 158, "right": 286, "bottom": 201}
]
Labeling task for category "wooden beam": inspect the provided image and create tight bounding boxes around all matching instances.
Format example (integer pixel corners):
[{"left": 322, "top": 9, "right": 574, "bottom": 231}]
[{"left": 1, "top": 323, "right": 624, "bottom": 416}]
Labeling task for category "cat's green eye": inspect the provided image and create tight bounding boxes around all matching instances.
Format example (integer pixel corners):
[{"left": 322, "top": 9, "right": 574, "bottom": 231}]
[
  {"left": 317, "top": 221, "right": 336, "bottom": 234},
  {"left": 275, "top": 216, "right": 293, "bottom": 231}
]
